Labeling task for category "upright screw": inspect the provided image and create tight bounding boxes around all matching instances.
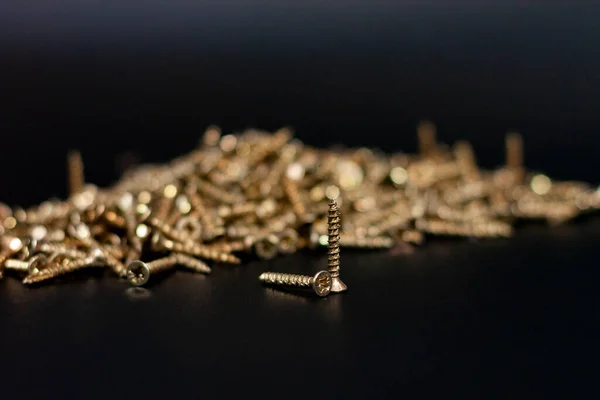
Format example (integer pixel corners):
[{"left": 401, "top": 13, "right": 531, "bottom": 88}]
[
  {"left": 327, "top": 198, "right": 347, "bottom": 293},
  {"left": 505, "top": 131, "right": 525, "bottom": 184},
  {"left": 67, "top": 150, "right": 85, "bottom": 196},
  {"left": 258, "top": 270, "right": 332, "bottom": 297},
  {"left": 417, "top": 120, "right": 438, "bottom": 159}
]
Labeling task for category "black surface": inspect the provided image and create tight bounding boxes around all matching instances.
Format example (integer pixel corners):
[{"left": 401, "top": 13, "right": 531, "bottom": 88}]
[{"left": 1, "top": 2, "right": 600, "bottom": 398}]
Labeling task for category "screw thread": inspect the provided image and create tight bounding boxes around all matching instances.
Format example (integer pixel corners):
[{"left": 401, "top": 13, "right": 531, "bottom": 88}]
[
  {"left": 171, "top": 253, "right": 212, "bottom": 274},
  {"left": 148, "top": 217, "right": 188, "bottom": 242},
  {"left": 39, "top": 243, "right": 88, "bottom": 259},
  {"left": 4, "top": 259, "right": 29, "bottom": 271},
  {"left": 23, "top": 256, "right": 101, "bottom": 284},
  {"left": 327, "top": 199, "right": 341, "bottom": 278},
  {"left": 284, "top": 177, "right": 306, "bottom": 220},
  {"left": 194, "top": 177, "right": 242, "bottom": 205},
  {"left": 146, "top": 257, "right": 177, "bottom": 274},
  {"left": 162, "top": 238, "right": 240, "bottom": 264},
  {"left": 259, "top": 272, "right": 313, "bottom": 287}
]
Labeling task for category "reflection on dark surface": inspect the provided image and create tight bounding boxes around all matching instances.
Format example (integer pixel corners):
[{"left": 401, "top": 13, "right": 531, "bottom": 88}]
[{"left": 124, "top": 287, "right": 152, "bottom": 300}]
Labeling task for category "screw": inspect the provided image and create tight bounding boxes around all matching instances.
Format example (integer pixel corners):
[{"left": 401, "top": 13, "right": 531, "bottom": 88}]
[
  {"left": 193, "top": 177, "right": 243, "bottom": 205},
  {"left": 283, "top": 176, "right": 309, "bottom": 222},
  {"left": 4, "top": 254, "right": 48, "bottom": 273},
  {"left": 277, "top": 228, "right": 299, "bottom": 254},
  {"left": 505, "top": 131, "right": 525, "bottom": 184},
  {"left": 0, "top": 236, "right": 24, "bottom": 278},
  {"left": 23, "top": 249, "right": 105, "bottom": 284},
  {"left": 67, "top": 150, "right": 85, "bottom": 197},
  {"left": 513, "top": 199, "right": 579, "bottom": 225},
  {"left": 126, "top": 253, "right": 212, "bottom": 286},
  {"left": 415, "top": 218, "right": 512, "bottom": 238},
  {"left": 326, "top": 198, "right": 347, "bottom": 293},
  {"left": 185, "top": 183, "right": 225, "bottom": 239},
  {"left": 159, "top": 237, "right": 241, "bottom": 264},
  {"left": 254, "top": 234, "right": 280, "bottom": 260},
  {"left": 453, "top": 141, "right": 480, "bottom": 182},
  {"left": 258, "top": 270, "right": 332, "bottom": 297},
  {"left": 417, "top": 120, "right": 438, "bottom": 158},
  {"left": 366, "top": 212, "right": 411, "bottom": 237}
]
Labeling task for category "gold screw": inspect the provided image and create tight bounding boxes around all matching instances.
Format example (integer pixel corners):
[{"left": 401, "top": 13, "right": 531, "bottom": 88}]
[
  {"left": 258, "top": 270, "right": 332, "bottom": 297},
  {"left": 159, "top": 237, "right": 240, "bottom": 264},
  {"left": 417, "top": 120, "right": 438, "bottom": 158},
  {"left": 193, "top": 177, "right": 243, "bottom": 205},
  {"left": 67, "top": 150, "right": 85, "bottom": 196},
  {"left": 327, "top": 198, "right": 346, "bottom": 293},
  {"left": 254, "top": 234, "right": 280, "bottom": 260},
  {"left": 23, "top": 249, "right": 105, "bottom": 284},
  {"left": 0, "top": 236, "right": 24, "bottom": 278},
  {"left": 505, "top": 131, "right": 525, "bottom": 184},
  {"left": 126, "top": 254, "right": 211, "bottom": 286},
  {"left": 283, "top": 176, "right": 309, "bottom": 222}
]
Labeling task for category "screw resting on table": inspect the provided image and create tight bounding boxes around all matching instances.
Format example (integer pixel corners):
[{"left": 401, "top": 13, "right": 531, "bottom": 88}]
[
  {"left": 126, "top": 253, "right": 212, "bottom": 286},
  {"left": 259, "top": 270, "right": 333, "bottom": 297}
]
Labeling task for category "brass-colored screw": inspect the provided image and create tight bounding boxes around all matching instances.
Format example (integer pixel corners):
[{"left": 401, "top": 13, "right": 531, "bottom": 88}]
[
  {"left": 327, "top": 198, "right": 346, "bottom": 293},
  {"left": 417, "top": 120, "right": 438, "bottom": 158},
  {"left": 185, "top": 184, "right": 223, "bottom": 240},
  {"left": 415, "top": 218, "right": 512, "bottom": 238},
  {"left": 366, "top": 213, "right": 411, "bottom": 237},
  {"left": 453, "top": 141, "right": 480, "bottom": 182},
  {"left": 254, "top": 234, "right": 280, "bottom": 260},
  {"left": 23, "top": 249, "right": 105, "bottom": 284},
  {"left": 0, "top": 236, "right": 24, "bottom": 278},
  {"left": 505, "top": 131, "right": 525, "bottom": 184},
  {"left": 126, "top": 258, "right": 173, "bottom": 286},
  {"left": 126, "top": 253, "right": 212, "bottom": 286},
  {"left": 67, "top": 150, "right": 85, "bottom": 196},
  {"left": 283, "top": 176, "right": 309, "bottom": 222},
  {"left": 193, "top": 177, "right": 243, "bottom": 205},
  {"left": 258, "top": 270, "right": 332, "bottom": 297},
  {"left": 159, "top": 237, "right": 240, "bottom": 264},
  {"left": 277, "top": 228, "right": 299, "bottom": 254},
  {"left": 513, "top": 199, "right": 579, "bottom": 225}
]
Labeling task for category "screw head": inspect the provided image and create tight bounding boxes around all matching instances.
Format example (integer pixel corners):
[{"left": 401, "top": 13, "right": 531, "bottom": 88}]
[
  {"left": 27, "top": 254, "right": 47, "bottom": 275},
  {"left": 127, "top": 260, "right": 150, "bottom": 286},
  {"left": 312, "top": 270, "right": 333, "bottom": 297}
]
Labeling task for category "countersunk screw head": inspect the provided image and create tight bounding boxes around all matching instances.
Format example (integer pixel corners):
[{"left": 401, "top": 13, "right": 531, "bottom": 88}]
[
  {"left": 312, "top": 270, "right": 333, "bottom": 297},
  {"left": 127, "top": 260, "right": 150, "bottom": 286}
]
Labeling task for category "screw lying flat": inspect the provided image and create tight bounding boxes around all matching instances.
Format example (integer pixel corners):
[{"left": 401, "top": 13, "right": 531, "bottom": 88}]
[
  {"left": 258, "top": 270, "right": 332, "bottom": 297},
  {"left": 126, "top": 254, "right": 211, "bottom": 286}
]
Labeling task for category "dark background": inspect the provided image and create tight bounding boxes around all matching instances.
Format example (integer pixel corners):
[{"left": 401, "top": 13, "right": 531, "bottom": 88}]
[{"left": 1, "top": 2, "right": 599, "bottom": 398}]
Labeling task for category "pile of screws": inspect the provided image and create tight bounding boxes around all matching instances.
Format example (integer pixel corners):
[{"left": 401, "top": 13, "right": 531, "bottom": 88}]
[{"left": 0, "top": 122, "right": 599, "bottom": 293}]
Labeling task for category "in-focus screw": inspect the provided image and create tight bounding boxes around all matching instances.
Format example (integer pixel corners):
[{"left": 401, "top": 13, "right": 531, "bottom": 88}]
[
  {"left": 126, "top": 254, "right": 211, "bottom": 286},
  {"left": 258, "top": 270, "right": 332, "bottom": 297},
  {"left": 327, "top": 198, "right": 347, "bottom": 293}
]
